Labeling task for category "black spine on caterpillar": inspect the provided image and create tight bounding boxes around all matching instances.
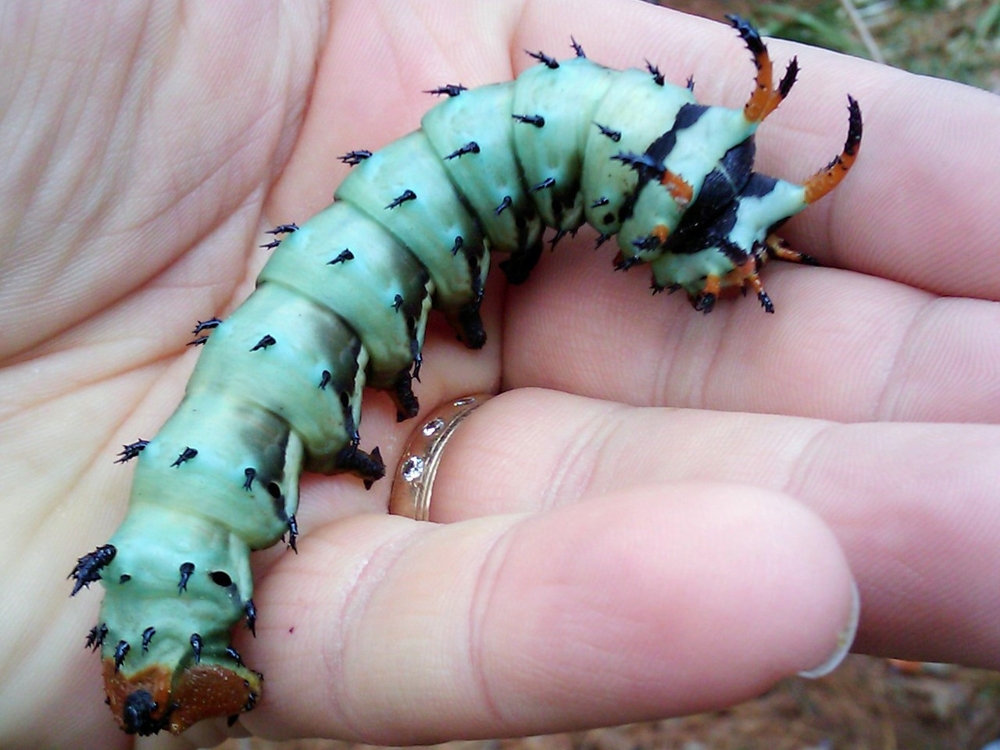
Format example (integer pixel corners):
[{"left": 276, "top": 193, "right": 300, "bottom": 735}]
[{"left": 73, "top": 16, "right": 861, "bottom": 736}]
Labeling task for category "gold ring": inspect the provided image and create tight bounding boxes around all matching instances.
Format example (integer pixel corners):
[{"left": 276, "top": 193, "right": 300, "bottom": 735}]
[{"left": 389, "top": 393, "right": 494, "bottom": 521}]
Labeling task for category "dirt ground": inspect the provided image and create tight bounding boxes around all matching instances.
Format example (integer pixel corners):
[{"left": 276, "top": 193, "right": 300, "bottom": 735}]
[{"left": 226, "top": 655, "right": 1000, "bottom": 750}]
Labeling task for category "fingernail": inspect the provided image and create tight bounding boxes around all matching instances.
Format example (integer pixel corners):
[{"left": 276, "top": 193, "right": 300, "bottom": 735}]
[{"left": 798, "top": 576, "right": 860, "bottom": 679}]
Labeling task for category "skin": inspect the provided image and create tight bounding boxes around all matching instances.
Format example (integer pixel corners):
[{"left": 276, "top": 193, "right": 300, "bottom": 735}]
[{"left": 1, "top": 1, "right": 999, "bottom": 748}]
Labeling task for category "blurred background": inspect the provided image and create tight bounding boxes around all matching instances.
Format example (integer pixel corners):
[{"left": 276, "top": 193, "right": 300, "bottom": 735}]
[{"left": 658, "top": 0, "right": 999, "bottom": 91}]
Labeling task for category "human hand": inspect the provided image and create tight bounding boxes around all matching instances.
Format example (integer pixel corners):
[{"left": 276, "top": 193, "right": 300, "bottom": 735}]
[{"left": 2, "top": 1, "right": 998, "bottom": 749}]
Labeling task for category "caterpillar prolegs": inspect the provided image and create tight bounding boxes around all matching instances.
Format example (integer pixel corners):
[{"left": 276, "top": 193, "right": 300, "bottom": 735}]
[{"left": 70, "top": 16, "right": 862, "bottom": 736}]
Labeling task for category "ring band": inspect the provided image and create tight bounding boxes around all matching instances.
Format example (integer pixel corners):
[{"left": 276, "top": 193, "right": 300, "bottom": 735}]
[{"left": 389, "top": 394, "right": 493, "bottom": 521}]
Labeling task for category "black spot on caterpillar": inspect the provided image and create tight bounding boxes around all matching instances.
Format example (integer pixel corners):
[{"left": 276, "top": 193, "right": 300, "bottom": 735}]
[{"left": 70, "top": 16, "right": 862, "bottom": 736}]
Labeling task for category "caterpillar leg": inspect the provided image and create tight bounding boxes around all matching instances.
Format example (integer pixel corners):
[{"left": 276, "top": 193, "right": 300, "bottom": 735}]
[
  {"left": 727, "top": 15, "right": 799, "bottom": 124},
  {"left": 444, "top": 298, "right": 487, "bottom": 349},
  {"left": 331, "top": 445, "right": 386, "bottom": 489},
  {"left": 691, "top": 257, "right": 775, "bottom": 314},
  {"left": 718, "top": 232, "right": 824, "bottom": 314},
  {"left": 497, "top": 236, "right": 544, "bottom": 285},
  {"left": 726, "top": 257, "right": 774, "bottom": 313},
  {"left": 692, "top": 274, "right": 722, "bottom": 313},
  {"left": 391, "top": 369, "right": 421, "bottom": 422},
  {"left": 765, "top": 233, "right": 818, "bottom": 266}
]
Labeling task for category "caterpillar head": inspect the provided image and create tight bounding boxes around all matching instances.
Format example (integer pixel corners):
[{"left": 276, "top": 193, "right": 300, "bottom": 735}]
[{"left": 627, "top": 96, "right": 862, "bottom": 312}]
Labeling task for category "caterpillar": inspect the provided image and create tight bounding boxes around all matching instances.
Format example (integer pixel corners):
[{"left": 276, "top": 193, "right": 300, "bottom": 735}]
[{"left": 69, "top": 16, "right": 861, "bottom": 736}]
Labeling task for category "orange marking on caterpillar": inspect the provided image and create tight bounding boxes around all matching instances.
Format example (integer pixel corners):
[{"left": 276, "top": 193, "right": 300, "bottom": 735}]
[
  {"left": 102, "top": 658, "right": 262, "bottom": 735},
  {"left": 804, "top": 95, "right": 863, "bottom": 204},
  {"left": 727, "top": 15, "right": 798, "bottom": 124},
  {"left": 660, "top": 169, "right": 693, "bottom": 208}
]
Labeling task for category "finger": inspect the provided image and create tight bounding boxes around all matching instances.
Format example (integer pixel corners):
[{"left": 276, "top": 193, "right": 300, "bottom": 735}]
[
  {"left": 503, "top": 248, "right": 1000, "bottom": 423},
  {"left": 242, "top": 482, "right": 855, "bottom": 743},
  {"left": 426, "top": 388, "right": 1000, "bottom": 668}
]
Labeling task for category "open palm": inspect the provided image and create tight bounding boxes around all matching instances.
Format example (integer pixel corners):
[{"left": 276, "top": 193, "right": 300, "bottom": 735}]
[{"left": 2, "top": 2, "right": 999, "bottom": 749}]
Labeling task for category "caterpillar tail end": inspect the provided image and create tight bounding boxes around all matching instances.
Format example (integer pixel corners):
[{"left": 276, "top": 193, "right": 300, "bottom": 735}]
[{"left": 102, "top": 657, "right": 262, "bottom": 735}]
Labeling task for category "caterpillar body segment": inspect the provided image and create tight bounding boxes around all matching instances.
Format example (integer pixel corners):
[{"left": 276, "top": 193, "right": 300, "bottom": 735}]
[
  {"left": 508, "top": 56, "right": 618, "bottom": 230},
  {"left": 71, "top": 16, "right": 861, "bottom": 736},
  {"left": 580, "top": 66, "right": 695, "bottom": 238},
  {"left": 259, "top": 202, "right": 433, "bottom": 392},
  {"left": 419, "top": 83, "right": 546, "bottom": 266},
  {"left": 185, "top": 283, "right": 368, "bottom": 473},
  {"left": 331, "top": 134, "right": 491, "bottom": 318}
]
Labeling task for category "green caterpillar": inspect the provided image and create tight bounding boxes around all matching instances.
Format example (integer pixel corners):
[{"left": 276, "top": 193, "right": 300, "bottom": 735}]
[{"left": 70, "top": 16, "right": 861, "bottom": 735}]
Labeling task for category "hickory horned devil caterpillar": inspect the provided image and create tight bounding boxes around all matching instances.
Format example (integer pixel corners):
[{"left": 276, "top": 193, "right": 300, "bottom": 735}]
[{"left": 69, "top": 16, "right": 861, "bottom": 736}]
